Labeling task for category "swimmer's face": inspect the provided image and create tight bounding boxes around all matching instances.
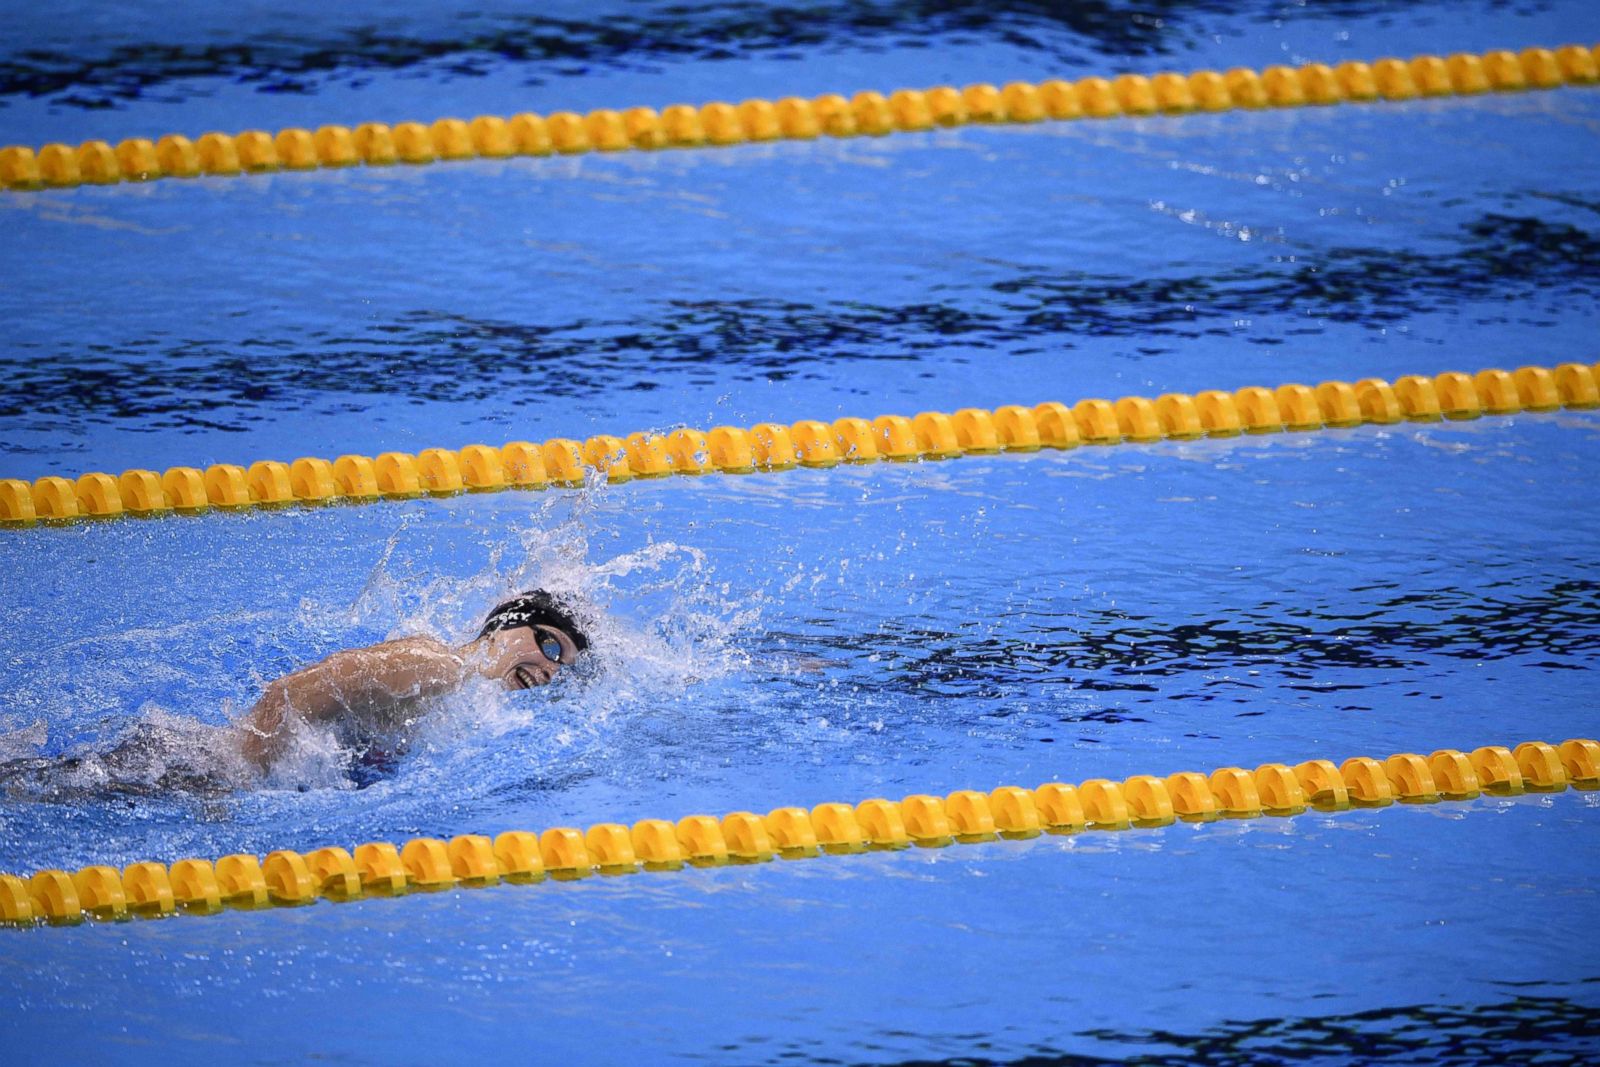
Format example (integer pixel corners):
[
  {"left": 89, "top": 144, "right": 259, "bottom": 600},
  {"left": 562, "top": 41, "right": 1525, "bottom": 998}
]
[{"left": 484, "top": 624, "right": 582, "bottom": 690}]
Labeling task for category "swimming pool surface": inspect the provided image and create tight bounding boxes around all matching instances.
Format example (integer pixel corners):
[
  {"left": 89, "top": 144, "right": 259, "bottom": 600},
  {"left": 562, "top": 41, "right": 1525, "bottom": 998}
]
[{"left": 2, "top": 1, "right": 1598, "bottom": 1063}]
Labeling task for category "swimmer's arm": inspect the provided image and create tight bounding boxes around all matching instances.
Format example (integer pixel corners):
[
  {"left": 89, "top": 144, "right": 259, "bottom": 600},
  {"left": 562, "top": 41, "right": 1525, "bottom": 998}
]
[{"left": 238, "top": 636, "right": 467, "bottom": 770}]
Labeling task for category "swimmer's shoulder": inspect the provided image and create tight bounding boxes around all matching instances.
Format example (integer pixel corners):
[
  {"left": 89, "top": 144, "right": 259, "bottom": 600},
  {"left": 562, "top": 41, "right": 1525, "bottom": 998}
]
[
  {"left": 378, "top": 634, "right": 456, "bottom": 656},
  {"left": 270, "top": 635, "right": 458, "bottom": 697},
  {"left": 321, "top": 633, "right": 455, "bottom": 670},
  {"left": 345, "top": 634, "right": 467, "bottom": 696}
]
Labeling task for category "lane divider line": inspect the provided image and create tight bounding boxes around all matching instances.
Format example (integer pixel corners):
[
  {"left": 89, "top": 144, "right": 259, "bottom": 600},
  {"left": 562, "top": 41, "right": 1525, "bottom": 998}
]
[
  {"left": 3, "top": 362, "right": 1596, "bottom": 530},
  {"left": 3, "top": 738, "right": 1594, "bottom": 926},
  {"left": 2, "top": 44, "right": 1596, "bottom": 191}
]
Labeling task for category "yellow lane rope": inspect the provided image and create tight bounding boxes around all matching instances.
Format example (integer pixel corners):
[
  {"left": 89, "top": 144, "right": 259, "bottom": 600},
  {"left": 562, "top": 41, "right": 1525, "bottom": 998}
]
[
  {"left": 2, "top": 45, "right": 1596, "bottom": 191},
  {"left": 2, "top": 362, "right": 1595, "bottom": 529},
  {"left": 3, "top": 738, "right": 1593, "bottom": 926}
]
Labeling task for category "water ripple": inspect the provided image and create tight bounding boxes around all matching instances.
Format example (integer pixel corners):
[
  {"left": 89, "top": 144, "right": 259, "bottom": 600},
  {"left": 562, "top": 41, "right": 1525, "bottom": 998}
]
[
  {"left": 0, "top": 0, "right": 1551, "bottom": 110},
  {"left": 805, "top": 577, "right": 1600, "bottom": 704},
  {"left": 1, "top": 212, "right": 1592, "bottom": 433},
  {"left": 856, "top": 990, "right": 1600, "bottom": 1066}
]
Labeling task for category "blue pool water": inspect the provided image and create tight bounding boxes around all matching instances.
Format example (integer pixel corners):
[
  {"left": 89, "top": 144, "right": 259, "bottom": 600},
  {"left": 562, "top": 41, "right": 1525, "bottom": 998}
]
[{"left": 2, "top": 1, "right": 1599, "bottom": 1062}]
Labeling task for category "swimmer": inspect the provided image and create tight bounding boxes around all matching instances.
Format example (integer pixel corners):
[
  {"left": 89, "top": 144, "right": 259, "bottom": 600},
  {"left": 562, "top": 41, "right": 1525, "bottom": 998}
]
[
  {"left": 238, "top": 589, "right": 590, "bottom": 773},
  {"left": 0, "top": 591, "right": 592, "bottom": 799},
  {"left": 0, "top": 590, "right": 590, "bottom": 799}
]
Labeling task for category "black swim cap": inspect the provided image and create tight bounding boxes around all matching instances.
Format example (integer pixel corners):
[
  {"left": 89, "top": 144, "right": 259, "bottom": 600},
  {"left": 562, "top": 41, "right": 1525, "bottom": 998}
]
[{"left": 478, "top": 589, "right": 590, "bottom": 652}]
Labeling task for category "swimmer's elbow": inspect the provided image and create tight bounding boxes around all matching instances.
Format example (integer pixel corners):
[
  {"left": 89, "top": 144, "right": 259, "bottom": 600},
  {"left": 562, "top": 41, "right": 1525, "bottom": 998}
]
[
  {"left": 240, "top": 681, "right": 294, "bottom": 771},
  {"left": 237, "top": 725, "right": 274, "bottom": 774}
]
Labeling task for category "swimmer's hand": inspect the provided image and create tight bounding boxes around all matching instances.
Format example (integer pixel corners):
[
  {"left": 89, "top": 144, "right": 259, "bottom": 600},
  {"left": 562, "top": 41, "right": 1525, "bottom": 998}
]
[{"left": 238, "top": 636, "right": 467, "bottom": 772}]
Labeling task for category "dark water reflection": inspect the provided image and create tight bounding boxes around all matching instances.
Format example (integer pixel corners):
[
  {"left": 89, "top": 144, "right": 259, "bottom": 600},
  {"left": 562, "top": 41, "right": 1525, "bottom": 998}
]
[
  {"left": 864, "top": 990, "right": 1600, "bottom": 1066},
  {"left": 793, "top": 578, "right": 1600, "bottom": 705},
  {"left": 0, "top": 1, "right": 1553, "bottom": 110},
  {"left": 3, "top": 212, "right": 1594, "bottom": 432}
]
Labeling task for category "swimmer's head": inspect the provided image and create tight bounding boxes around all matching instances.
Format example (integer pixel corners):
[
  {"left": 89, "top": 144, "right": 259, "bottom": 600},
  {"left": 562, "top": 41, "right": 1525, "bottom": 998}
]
[{"left": 475, "top": 590, "right": 590, "bottom": 690}]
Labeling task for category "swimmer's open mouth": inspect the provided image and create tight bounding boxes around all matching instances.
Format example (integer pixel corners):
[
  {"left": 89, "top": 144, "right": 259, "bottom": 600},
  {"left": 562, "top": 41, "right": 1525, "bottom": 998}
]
[{"left": 512, "top": 666, "right": 540, "bottom": 689}]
